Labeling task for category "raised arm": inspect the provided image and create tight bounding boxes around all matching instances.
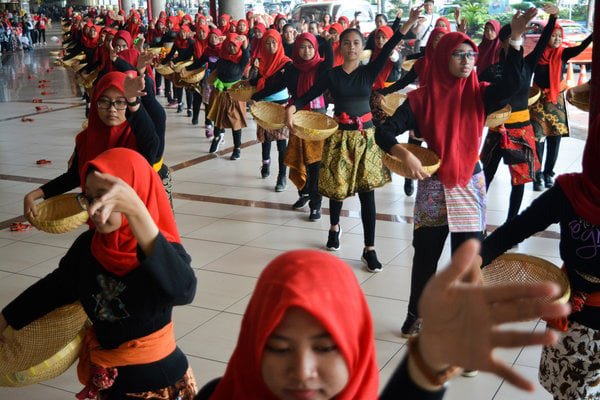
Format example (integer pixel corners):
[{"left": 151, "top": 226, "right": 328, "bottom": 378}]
[{"left": 525, "top": 6, "right": 558, "bottom": 67}]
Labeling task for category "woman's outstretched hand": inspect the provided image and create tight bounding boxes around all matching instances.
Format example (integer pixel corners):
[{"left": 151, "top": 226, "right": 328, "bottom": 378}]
[{"left": 418, "top": 239, "right": 570, "bottom": 391}]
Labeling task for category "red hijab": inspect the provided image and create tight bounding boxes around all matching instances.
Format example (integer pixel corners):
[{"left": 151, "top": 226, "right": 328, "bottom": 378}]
[
  {"left": 251, "top": 22, "right": 266, "bottom": 59},
  {"left": 210, "top": 250, "right": 379, "bottom": 400},
  {"left": 174, "top": 25, "right": 191, "bottom": 49},
  {"left": 556, "top": 115, "right": 600, "bottom": 225},
  {"left": 338, "top": 16, "right": 350, "bottom": 28},
  {"left": 167, "top": 16, "right": 180, "bottom": 31},
  {"left": 193, "top": 24, "right": 210, "bottom": 59},
  {"left": 407, "top": 32, "right": 489, "bottom": 188},
  {"left": 477, "top": 20, "right": 502, "bottom": 74},
  {"left": 292, "top": 33, "right": 324, "bottom": 103},
  {"left": 257, "top": 29, "right": 291, "bottom": 91},
  {"left": 372, "top": 26, "right": 394, "bottom": 90},
  {"left": 413, "top": 27, "right": 447, "bottom": 87},
  {"left": 204, "top": 28, "right": 223, "bottom": 58},
  {"left": 83, "top": 148, "right": 181, "bottom": 277},
  {"left": 329, "top": 23, "right": 344, "bottom": 67},
  {"left": 219, "top": 14, "right": 231, "bottom": 33},
  {"left": 126, "top": 11, "right": 141, "bottom": 38},
  {"left": 219, "top": 32, "right": 243, "bottom": 63},
  {"left": 236, "top": 18, "right": 249, "bottom": 35},
  {"left": 435, "top": 17, "right": 452, "bottom": 33},
  {"left": 75, "top": 72, "right": 137, "bottom": 178},
  {"left": 112, "top": 29, "right": 133, "bottom": 48},
  {"left": 539, "top": 25, "right": 566, "bottom": 104},
  {"left": 82, "top": 24, "right": 101, "bottom": 49}
]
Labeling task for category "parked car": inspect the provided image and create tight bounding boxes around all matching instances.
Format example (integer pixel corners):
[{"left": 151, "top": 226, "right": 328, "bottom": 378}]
[
  {"left": 524, "top": 19, "right": 592, "bottom": 64},
  {"left": 290, "top": 0, "right": 376, "bottom": 35}
]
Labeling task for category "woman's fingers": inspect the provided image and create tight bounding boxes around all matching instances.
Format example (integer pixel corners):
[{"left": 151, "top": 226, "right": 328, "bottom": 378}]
[
  {"left": 491, "top": 329, "right": 559, "bottom": 349},
  {"left": 488, "top": 361, "right": 535, "bottom": 392},
  {"left": 488, "top": 299, "right": 570, "bottom": 325}
]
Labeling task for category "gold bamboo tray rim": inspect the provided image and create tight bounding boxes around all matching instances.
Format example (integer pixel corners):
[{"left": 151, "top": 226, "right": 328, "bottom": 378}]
[
  {"left": 250, "top": 102, "right": 286, "bottom": 130},
  {"left": 382, "top": 143, "right": 441, "bottom": 177},
  {"left": 292, "top": 110, "right": 339, "bottom": 141},
  {"left": 485, "top": 104, "right": 512, "bottom": 127},
  {"left": 26, "top": 193, "right": 89, "bottom": 234}
]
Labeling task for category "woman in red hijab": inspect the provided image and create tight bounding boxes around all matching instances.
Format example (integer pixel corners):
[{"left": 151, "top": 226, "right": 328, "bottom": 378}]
[
  {"left": 252, "top": 32, "right": 333, "bottom": 217},
  {"left": 434, "top": 16, "right": 452, "bottom": 32},
  {"left": 194, "top": 246, "right": 569, "bottom": 399},
  {"left": 162, "top": 24, "right": 195, "bottom": 115},
  {"left": 248, "top": 22, "right": 266, "bottom": 79},
  {"left": 7, "top": 148, "right": 197, "bottom": 399},
  {"left": 376, "top": 26, "right": 447, "bottom": 197},
  {"left": 530, "top": 24, "right": 592, "bottom": 190},
  {"left": 375, "top": 10, "right": 536, "bottom": 337},
  {"left": 126, "top": 11, "right": 141, "bottom": 39},
  {"left": 249, "top": 29, "right": 292, "bottom": 189},
  {"left": 369, "top": 25, "right": 402, "bottom": 123},
  {"left": 218, "top": 14, "right": 231, "bottom": 34},
  {"left": 328, "top": 22, "right": 344, "bottom": 67},
  {"left": 24, "top": 71, "right": 168, "bottom": 216},
  {"left": 476, "top": 20, "right": 501, "bottom": 74}
]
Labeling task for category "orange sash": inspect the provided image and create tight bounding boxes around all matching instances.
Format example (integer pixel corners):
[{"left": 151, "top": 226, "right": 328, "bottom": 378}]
[{"left": 77, "top": 320, "right": 176, "bottom": 385}]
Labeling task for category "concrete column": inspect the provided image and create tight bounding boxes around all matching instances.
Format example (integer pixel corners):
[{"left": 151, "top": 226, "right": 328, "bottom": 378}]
[
  {"left": 218, "top": 0, "right": 245, "bottom": 21},
  {"left": 121, "top": 0, "right": 132, "bottom": 14},
  {"left": 150, "top": 0, "right": 165, "bottom": 19}
]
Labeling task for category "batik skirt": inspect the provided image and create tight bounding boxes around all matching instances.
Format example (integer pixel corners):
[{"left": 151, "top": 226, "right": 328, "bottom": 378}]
[
  {"left": 207, "top": 89, "right": 247, "bottom": 131},
  {"left": 530, "top": 89, "right": 570, "bottom": 140}
]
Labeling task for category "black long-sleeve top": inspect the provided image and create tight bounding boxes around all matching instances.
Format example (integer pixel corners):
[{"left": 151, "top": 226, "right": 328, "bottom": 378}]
[
  {"left": 379, "top": 66, "right": 418, "bottom": 95},
  {"left": 532, "top": 33, "right": 592, "bottom": 89},
  {"left": 249, "top": 60, "right": 292, "bottom": 103},
  {"left": 3, "top": 231, "right": 197, "bottom": 395},
  {"left": 62, "top": 41, "right": 96, "bottom": 63},
  {"left": 481, "top": 185, "right": 600, "bottom": 331},
  {"left": 40, "top": 80, "right": 164, "bottom": 199},
  {"left": 479, "top": 15, "right": 556, "bottom": 113},
  {"left": 162, "top": 38, "right": 194, "bottom": 64},
  {"left": 375, "top": 45, "right": 524, "bottom": 154},
  {"left": 251, "top": 40, "right": 334, "bottom": 102},
  {"left": 205, "top": 46, "right": 251, "bottom": 83},
  {"left": 292, "top": 29, "right": 406, "bottom": 130}
]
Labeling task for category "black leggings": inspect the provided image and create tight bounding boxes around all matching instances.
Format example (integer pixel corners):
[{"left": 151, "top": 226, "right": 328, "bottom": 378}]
[
  {"left": 192, "top": 91, "right": 203, "bottom": 120},
  {"left": 262, "top": 139, "right": 287, "bottom": 173},
  {"left": 174, "top": 87, "right": 193, "bottom": 109},
  {"left": 38, "top": 29, "right": 46, "bottom": 42},
  {"left": 300, "top": 161, "right": 322, "bottom": 210},
  {"left": 407, "top": 226, "right": 484, "bottom": 316},
  {"left": 536, "top": 135, "right": 561, "bottom": 177},
  {"left": 155, "top": 71, "right": 162, "bottom": 90},
  {"left": 329, "top": 191, "right": 376, "bottom": 247}
]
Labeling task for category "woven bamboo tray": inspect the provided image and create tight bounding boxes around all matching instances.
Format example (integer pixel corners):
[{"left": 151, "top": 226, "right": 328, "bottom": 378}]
[
  {"left": 82, "top": 70, "right": 98, "bottom": 89},
  {"left": 566, "top": 82, "right": 590, "bottom": 112},
  {"left": 293, "top": 110, "right": 339, "bottom": 141},
  {"left": 484, "top": 104, "right": 512, "bottom": 127},
  {"left": 155, "top": 64, "right": 174, "bottom": 75},
  {"left": 528, "top": 87, "right": 541, "bottom": 106},
  {"left": 26, "top": 193, "right": 89, "bottom": 234},
  {"left": 147, "top": 47, "right": 162, "bottom": 55},
  {"left": 380, "top": 93, "right": 407, "bottom": 116},
  {"left": 181, "top": 67, "right": 206, "bottom": 84},
  {"left": 482, "top": 253, "right": 571, "bottom": 305},
  {"left": 382, "top": 143, "right": 441, "bottom": 177},
  {"left": 402, "top": 58, "right": 416, "bottom": 71},
  {"left": 228, "top": 80, "right": 256, "bottom": 102},
  {"left": 172, "top": 60, "right": 193, "bottom": 73},
  {"left": 250, "top": 102, "right": 285, "bottom": 130},
  {"left": 0, "top": 302, "right": 89, "bottom": 387},
  {"left": 49, "top": 50, "right": 61, "bottom": 57}
]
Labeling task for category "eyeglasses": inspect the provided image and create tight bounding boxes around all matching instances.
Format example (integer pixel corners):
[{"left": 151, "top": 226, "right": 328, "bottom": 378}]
[
  {"left": 97, "top": 99, "right": 128, "bottom": 110},
  {"left": 451, "top": 51, "right": 479, "bottom": 60}
]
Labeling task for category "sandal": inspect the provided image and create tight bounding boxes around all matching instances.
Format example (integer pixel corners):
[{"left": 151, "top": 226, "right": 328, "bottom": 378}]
[
  {"left": 36, "top": 159, "right": 52, "bottom": 164},
  {"left": 10, "top": 222, "right": 31, "bottom": 232},
  {"left": 21, "top": 117, "right": 35, "bottom": 122}
]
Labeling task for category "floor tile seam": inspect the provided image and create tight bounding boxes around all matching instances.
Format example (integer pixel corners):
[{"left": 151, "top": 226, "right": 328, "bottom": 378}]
[
  {"left": 175, "top": 310, "right": 229, "bottom": 340},
  {"left": 169, "top": 139, "right": 260, "bottom": 171},
  {"left": 37, "top": 382, "right": 77, "bottom": 393},
  {"left": 363, "top": 292, "right": 409, "bottom": 302},
  {"left": 0, "top": 103, "right": 82, "bottom": 122},
  {"left": 193, "top": 266, "right": 263, "bottom": 280},
  {"left": 184, "top": 353, "right": 228, "bottom": 366},
  {"left": 377, "top": 346, "right": 406, "bottom": 372}
]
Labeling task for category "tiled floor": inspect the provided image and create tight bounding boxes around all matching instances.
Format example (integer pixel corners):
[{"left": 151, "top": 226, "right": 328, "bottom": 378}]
[{"left": 0, "top": 28, "right": 587, "bottom": 399}]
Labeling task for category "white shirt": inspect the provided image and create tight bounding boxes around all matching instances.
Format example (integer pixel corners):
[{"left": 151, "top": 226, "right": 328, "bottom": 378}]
[{"left": 415, "top": 12, "right": 439, "bottom": 45}]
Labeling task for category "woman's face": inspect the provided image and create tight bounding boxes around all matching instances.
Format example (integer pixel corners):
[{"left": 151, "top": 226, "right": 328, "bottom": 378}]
[
  {"left": 84, "top": 170, "right": 123, "bottom": 234},
  {"left": 323, "top": 14, "right": 330, "bottom": 24},
  {"left": 227, "top": 41, "right": 239, "bottom": 55},
  {"left": 148, "top": 21, "right": 155, "bottom": 29},
  {"left": 277, "top": 18, "right": 287, "bottom": 31},
  {"left": 131, "top": 16, "right": 139, "bottom": 24},
  {"left": 340, "top": 31, "right": 363, "bottom": 61},
  {"left": 96, "top": 86, "right": 127, "bottom": 127},
  {"left": 374, "top": 31, "right": 388, "bottom": 49},
  {"left": 448, "top": 42, "right": 477, "bottom": 78},
  {"left": 261, "top": 307, "right": 349, "bottom": 400},
  {"left": 484, "top": 23, "right": 497, "bottom": 40},
  {"left": 89, "top": 28, "right": 98, "bottom": 39},
  {"left": 339, "top": 19, "right": 348, "bottom": 29},
  {"left": 255, "top": 28, "right": 264, "bottom": 39},
  {"left": 308, "top": 22, "right": 319, "bottom": 36},
  {"left": 237, "top": 21, "right": 247, "bottom": 33},
  {"left": 166, "top": 20, "right": 174, "bottom": 29},
  {"left": 435, "top": 20, "right": 448, "bottom": 29},
  {"left": 156, "top": 21, "right": 164, "bottom": 31},
  {"left": 179, "top": 29, "right": 188, "bottom": 39},
  {"left": 298, "top": 39, "right": 315, "bottom": 61},
  {"left": 265, "top": 37, "right": 278, "bottom": 55},
  {"left": 329, "top": 29, "right": 339, "bottom": 42},
  {"left": 550, "top": 29, "right": 562, "bottom": 48},
  {"left": 283, "top": 26, "right": 295, "bottom": 44},
  {"left": 113, "top": 38, "right": 128, "bottom": 53},
  {"left": 209, "top": 33, "right": 219, "bottom": 45},
  {"left": 375, "top": 15, "right": 386, "bottom": 28},
  {"left": 220, "top": 17, "right": 227, "bottom": 27},
  {"left": 199, "top": 29, "right": 208, "bottom": 40}
]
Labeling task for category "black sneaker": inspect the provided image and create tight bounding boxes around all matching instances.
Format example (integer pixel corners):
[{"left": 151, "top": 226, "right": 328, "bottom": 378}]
[
  {"left": 209, "top": 135, "right": 224, "bottom": 154},
  {"left": 404, "top": 179, "right": 414, "bottom": 196},
  {"left": 309, "top": 208, "right": 321, "bottom": 221},
  {"left": 260, "top": 161, "right": 270, "bottom": 178},
  {"left": 362, "top": 249, "right": 383, "bottom": 273},
  {"left": 230, "top": 148, "right": 241, "bottom": 160},
  {"left": 326, "top": 226, "right": 342, "bottom": 251},
  {"left": 187, "top": 109, "right": 192, "bottom": 117},
  {"left": 176, "top": 103, "right": 183, "bottom": 113},
  {"left": 292, "top": 195, "right": 310, "bottom": 209},
  {"left": 275, "top": 174, "right": 287, "bottom": 192},
  {"left": 400, "top": 311, "right": 420, "bottom": 338},
  {"left": 191, "top": 118, "right": 199, "bottom": 125},
  {"left": 544, "top": 173, "right": 554, "bottom": 188}
]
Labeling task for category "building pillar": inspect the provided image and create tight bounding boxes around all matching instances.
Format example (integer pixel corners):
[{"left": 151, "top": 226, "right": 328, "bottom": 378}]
[
  {"left": 218, "top": 0, "right": 244, "bottom": 21},
  {"left": 150, "top": 0, "right": 164, "bottom": 19},
  {"left": 121, "top": 0, "right": 132, "bottom": 14}
]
